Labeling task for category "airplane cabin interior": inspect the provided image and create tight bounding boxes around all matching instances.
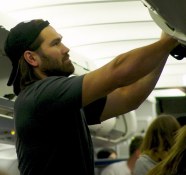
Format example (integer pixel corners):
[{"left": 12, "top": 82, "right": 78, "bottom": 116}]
[{"left": 0, "top": 0, "right": 186, "bottom": 175}]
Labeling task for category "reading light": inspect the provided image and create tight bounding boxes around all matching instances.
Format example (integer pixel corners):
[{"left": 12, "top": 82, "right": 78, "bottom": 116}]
[{"left": 10, "top": 130, "right": 15, "bottom": 135}]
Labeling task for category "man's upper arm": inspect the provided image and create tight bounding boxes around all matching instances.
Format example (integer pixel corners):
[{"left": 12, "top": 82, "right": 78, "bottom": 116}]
[
  {"left": 82, "top": 71, "right": 135, "bottom": 122},
  {"left": 82, "top": 65, "right": 117, "bottom": 107}
]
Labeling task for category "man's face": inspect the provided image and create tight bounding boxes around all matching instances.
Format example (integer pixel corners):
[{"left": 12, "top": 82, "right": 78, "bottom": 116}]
[{"left": 36, "top": 25, "right": 75, "bottom": 77}]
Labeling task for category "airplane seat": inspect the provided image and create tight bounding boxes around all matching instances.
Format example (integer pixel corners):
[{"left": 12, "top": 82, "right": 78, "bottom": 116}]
[
  {"left": 0, "top": 144, "right": 19, "bottom": 175},
  {"left": 89, "top": 111, "right": 137, "bottom": 147},
  {"left": 7, "top": 159, "right": 20, "bottom": 175}
]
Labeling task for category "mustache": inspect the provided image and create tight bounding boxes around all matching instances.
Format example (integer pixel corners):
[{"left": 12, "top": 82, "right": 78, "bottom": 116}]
[{"left": 63, "top": 53, "right": 70, "bottom": 60}]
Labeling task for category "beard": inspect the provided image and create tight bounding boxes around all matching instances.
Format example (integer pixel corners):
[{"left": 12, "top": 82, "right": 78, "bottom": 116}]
[{"left": 38, "top": 50, "right": 75, "bottom": 77}]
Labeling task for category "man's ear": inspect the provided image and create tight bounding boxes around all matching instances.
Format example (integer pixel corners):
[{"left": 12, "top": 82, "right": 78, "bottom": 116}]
[
  {"left": 135, "top": 149, "right": 141, "bottom": 158},
  {"left": 24, "top": 50, "right": 39, "bottom": 67}
]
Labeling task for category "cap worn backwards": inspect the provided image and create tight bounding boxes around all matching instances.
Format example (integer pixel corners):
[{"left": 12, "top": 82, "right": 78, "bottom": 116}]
[{"left": 4, "top": 19, "right": 50, "bottom": 86}]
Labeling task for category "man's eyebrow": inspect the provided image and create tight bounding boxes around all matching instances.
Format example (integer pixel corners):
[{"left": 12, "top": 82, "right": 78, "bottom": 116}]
[{"left": 50, "top": 35, "right": 62, "bottom": 45}]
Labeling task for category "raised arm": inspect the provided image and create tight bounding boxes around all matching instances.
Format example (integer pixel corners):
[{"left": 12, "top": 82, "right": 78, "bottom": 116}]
[{"left": 82, "top": 33, "right": 179, "bottom": 121}]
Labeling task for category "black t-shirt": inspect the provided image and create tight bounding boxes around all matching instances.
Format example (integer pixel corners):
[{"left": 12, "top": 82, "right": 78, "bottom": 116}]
[{"left": 14, "top": 75, "right": 106, "bottom": 175}]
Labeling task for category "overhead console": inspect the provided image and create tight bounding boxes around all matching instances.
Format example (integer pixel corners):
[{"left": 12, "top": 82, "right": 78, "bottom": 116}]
[{"left": 0, "top": 97, "right": 15, "bottom": 144}]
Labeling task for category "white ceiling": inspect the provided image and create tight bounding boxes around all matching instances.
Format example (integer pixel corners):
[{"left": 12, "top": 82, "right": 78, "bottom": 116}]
[{"left": 0, "top": 0, "right": 186, "bottom": 97}]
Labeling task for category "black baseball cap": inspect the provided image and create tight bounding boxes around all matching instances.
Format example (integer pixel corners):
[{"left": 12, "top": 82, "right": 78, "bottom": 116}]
[{"left": 4, "top": 19, "right": 50, "bottom": 86}]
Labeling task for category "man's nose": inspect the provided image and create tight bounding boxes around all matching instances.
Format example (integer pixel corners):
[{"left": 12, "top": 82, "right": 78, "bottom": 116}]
[{"left": 61, "top": 43, "right": 70, "bottom": 54}]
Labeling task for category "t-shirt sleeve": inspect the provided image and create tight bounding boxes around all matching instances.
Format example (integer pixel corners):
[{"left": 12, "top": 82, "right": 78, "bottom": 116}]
[{"left": 83, "top": 96, "right": 107, "bottom": 125}]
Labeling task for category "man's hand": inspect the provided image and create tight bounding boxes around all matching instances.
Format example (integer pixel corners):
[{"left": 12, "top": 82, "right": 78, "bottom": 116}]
[
  {"left": 161, "top": 31, "right": 175, "bottom": 40},
  {"left": 170, "top": 44, "right": 186, "bottom": 60},
  {"left": 160, "top": 31, "right": 186, "bottom": 60}
]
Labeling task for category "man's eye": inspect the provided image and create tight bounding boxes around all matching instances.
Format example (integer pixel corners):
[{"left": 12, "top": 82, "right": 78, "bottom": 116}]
[
  {"left": 54, "top": 42, "right": 59, "bottom": 45},
  {"left": 51, "top": 39, "right": 62, "bottom": 46}
]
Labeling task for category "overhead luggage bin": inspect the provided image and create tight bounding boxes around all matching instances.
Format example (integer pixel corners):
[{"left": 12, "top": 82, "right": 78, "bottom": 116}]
[{"left": 141, "top": 0, "right": 186, "bottom": 45}]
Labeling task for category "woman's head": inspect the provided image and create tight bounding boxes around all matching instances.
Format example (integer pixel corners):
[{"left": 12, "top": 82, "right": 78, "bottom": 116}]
[
  {"left": 141, "top": 113, "right": 181, "bottom": 161},
  {"left": 147, "top": 125, "right": 186, "bottom": 175}
]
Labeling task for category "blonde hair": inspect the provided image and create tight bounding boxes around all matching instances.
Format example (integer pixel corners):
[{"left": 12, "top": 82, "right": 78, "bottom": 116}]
[
  {"left": 147, "top": 125, "right": 186, "bottom": 175},
  {"left": 141, "top": 114, "right": 181, "bottom": 162}
]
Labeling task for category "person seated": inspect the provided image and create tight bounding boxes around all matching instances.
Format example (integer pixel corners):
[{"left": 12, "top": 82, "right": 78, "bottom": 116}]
[
  {"left": 100, "top": 135, "right": 143, "bottom": 175},
  {"left": 133, "top": 114, "right": 181, "bottom": 175},
  {"left": 96, "top": 148, "right": 117, "bottom": 160},
  {"left": 147, "top": 125, "right": 186, "bottom": 175}
]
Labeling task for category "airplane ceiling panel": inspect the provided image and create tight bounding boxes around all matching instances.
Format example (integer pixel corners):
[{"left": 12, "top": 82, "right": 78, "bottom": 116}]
[
  {"left": 60, "top": 22, "right": 160, "bottom": 47},
  {"left": 1, "top": 1, "right": 151, "bottom": 27},
  {"left": 70, "top": 39, "right": 158, "bottom": 65}
]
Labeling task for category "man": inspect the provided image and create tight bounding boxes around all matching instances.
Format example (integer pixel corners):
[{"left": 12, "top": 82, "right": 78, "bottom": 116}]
[
  {"left": 4, "top": 19, "right": 178, "bottom": 175},
  {"left": 97, "top": 148, "right": 117, "bottom": 159},
  {"left": 100, "top": 136, "right": 143, "bottom": 175}
]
